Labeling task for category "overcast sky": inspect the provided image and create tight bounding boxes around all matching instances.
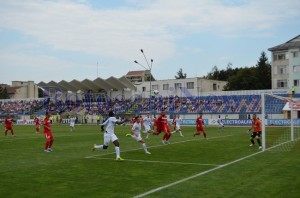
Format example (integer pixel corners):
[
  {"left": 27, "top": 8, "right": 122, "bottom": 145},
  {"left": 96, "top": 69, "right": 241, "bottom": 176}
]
[{"left": 1, "top": 0, "right": 300, "bottom": 85}]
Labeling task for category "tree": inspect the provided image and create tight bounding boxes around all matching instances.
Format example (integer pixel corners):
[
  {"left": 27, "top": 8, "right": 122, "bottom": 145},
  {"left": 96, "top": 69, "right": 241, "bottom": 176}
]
[
  {"left": 175, "top": 68, "right": 187, "bottom": 79},
  {"left": 0, "top": 87, "right": 9, "bottom": 99},
  {"left": 255, "top": 51, "right": 272, "bottom": 89},
  {"left": 223, "top": 67, "right": 257, "bottom": 90}
]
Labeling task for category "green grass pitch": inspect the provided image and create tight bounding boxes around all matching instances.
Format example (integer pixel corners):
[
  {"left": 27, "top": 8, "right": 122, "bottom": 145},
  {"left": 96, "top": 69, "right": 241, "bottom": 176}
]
[{"left": 0, "top": 124, "right": 299, "bottom": 198}]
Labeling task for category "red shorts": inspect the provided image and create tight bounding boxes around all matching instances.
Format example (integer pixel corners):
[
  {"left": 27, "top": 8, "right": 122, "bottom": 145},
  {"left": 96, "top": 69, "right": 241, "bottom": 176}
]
[
  {"left": 5, "top": 126, "right": 13, "bottom": 130},
  {"left": 44, "top": 131, "right": 54, "bottom": 140},
  {"left": 157, "top": 125, "right": 171, "bottom": 133},
  {"left": 196, "top": 126, "right": 204, "bottom": 132}
]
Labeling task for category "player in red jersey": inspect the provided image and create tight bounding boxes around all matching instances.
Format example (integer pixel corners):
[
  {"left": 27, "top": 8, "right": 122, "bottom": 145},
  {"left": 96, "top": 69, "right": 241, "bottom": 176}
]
[
  {"left": 248, "top": 114, "right": 262, "bottom": 149},
  {"left": 34, "top": 115, "right": 41, "bottom": 133},
  {"left": 43, "top": 112, "right": 54, "bottom": 152},
  {"left": 194, "top": 113, "right": 207, "bottom": 139},
  {"left": 153, "top": 111, "right": 172, "bottom": 144},
  {"left": 4, "top": 115, "right": 15, "bottom": 137}
]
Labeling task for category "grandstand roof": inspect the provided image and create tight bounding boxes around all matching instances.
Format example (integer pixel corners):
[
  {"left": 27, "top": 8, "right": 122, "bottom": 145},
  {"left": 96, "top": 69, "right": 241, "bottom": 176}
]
[
  {"left": 69, "top": 80, "right": 91, "bottom": 92},
  {"left": 93, "top": 77, "right": 115, "bottom": 91},
  {"left": 37, "top": 76, "right": 136, "bottom": 93},
  {"left": 118, "top": 76, "right": 137, "bottom": 91},
  {"left": 58, "top": 80, "right": 79, "bottom": 92},
  {"left": 81, "top": 79, "right": 104, "bottom": 92},
  {"left": 268, "top": 35, "right": 300, "bottom": 51},
  {"left": 106, "top": 76, "right": 129, "bottom": 91}
]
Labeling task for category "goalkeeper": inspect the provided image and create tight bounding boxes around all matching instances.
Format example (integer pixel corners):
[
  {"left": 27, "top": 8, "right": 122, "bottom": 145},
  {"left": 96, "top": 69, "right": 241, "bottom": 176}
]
[{"left": 248, "top": 114, "right": 262, "bottom": 149}]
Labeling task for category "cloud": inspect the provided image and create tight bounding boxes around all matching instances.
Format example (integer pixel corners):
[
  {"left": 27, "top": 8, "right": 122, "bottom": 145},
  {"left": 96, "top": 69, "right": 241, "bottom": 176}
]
[{"left": 0, "top": 0, "right": 299, "bottom": 83}]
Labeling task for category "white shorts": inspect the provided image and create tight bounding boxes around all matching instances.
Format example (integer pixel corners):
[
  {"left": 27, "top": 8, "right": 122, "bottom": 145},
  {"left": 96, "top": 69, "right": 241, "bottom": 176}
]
[
  {"left": 103, "top": 133, "right": 118, "bottom": 146},
  {"left": 132, "top": 134, "right": 142, "bottom": 142},
  {"left": 70, "top": 123, "right": 75, "bottom": 127},
  {"left": 144, "top": 125, "right": 151, "bottom": 132},
  {"left": 175, "top": 125, "right": 181, "bottom": 131}
]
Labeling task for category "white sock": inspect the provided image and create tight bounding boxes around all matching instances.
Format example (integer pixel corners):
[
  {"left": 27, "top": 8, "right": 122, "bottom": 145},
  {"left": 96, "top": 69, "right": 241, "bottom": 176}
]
[
  {"left": 94, "top": 145, "right": 104, "bottom": 149},
  {"left": 142, "top": 143, "right": 148, "bottom": 152},
  {"left": 146, "top": 133, "right": 149, "bottom": 138},
  {"left": 115, "top": 146, "right": 120, "bottom": 158},
  {"left": 172, "top": 131, "right": 176, "bottom": 134},
  {"left": 179, "top": 131, "right": 183, "bottom": 136}
]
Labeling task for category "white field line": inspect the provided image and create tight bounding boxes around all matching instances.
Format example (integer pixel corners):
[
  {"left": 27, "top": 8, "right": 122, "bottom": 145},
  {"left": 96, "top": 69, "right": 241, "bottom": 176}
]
[
  {"left": 96, "top": 157, "right": 220, "bottom": 167},
  {"left": 84, "top": 134, "right": 233, "bottom": 159},
  {"left": 133, "top": 140, "right": 295, "bottom": 198}
]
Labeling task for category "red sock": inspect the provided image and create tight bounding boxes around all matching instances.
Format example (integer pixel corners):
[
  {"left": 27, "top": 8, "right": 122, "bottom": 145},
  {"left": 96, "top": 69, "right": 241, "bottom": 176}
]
[
  {"left": 11, "top": 129, "right": 14, "bottom": 135},
  {"left": 49, "top": 139, "right": 54, "bottom": 148},
  {"left": 166, "top": 133, "right": 171, "bottom": 141},
  {"left": 163, "top": 133, "right": 168, "bottom": 140},
  {"left": 203, "top": 132, "right": 207, "bottom": 138},
  {"left": 45, "top": 141, "right": 50, "bottom": 150}
]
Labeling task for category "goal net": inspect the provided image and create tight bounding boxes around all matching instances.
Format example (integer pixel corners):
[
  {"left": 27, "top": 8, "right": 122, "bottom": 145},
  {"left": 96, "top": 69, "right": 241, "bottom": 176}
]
[{"left": 262, "top": 94, "right": 300, "bottom": 151}]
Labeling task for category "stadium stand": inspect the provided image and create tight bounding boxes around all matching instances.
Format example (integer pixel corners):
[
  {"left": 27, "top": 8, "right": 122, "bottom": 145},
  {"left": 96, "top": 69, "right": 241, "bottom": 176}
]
[{"left": 1, "top": 94, "right": 299, "bottom": 117}]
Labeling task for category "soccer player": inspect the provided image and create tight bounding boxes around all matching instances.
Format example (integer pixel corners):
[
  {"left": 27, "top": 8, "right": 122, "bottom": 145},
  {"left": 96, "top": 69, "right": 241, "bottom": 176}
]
[
  {"left": 69, "top": 116, "right": 76, "bottom": 132},
  {"left": 4, "top": 115, "right": 15, "bottom": 137},
  {"left": 248, "top": 114, "right": 262, "bottom": 149},
  {"left": 171, "top": 114, "right": 184, "bottom": 137},
  {"left": 153, "top": 111, "right": 172, "bottom": 144},
  {"left": 126, "top": 116, "right": 151, "bottom": 154},
  {"left": 43, "top": 112, "right": 54, "bottom": 152},
  {"left": 194, "top": 113, "right": 207, "bottom": 139},
  {"left": 217, "top": 115, "right": 224, "bottom": 131},
  {"left": 142, "top": 113, "right": 152, "bottom": 140},
  {"left": 93, "top": 111, "right": 125, "bottom": 161},
  {"left": 34, "top": 115, "right": 40, "bottom": 133}
]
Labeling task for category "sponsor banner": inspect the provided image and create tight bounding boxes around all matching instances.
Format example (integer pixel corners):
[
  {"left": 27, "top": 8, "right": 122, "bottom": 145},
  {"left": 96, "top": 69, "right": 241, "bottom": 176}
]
[
  {"left": 61, "top": 119, "right": 70, "bottom": 124},
  {"left": 267, "top": 119, "right": 300, "bottom": 126},
  {"left": 17, "top": 119, "right": 35, "bottom": 125},
  {"left": 221, "top": 119, "right": 252, "bottom": 126},
  {"left": 181, "top": 119, "right": 208, "bottom": 126}
]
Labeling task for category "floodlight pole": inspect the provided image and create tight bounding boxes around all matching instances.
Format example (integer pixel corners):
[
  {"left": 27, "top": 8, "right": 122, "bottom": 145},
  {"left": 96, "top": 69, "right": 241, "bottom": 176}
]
[{"left": 134, "top": 49, "right": 154, "bottom": 111}]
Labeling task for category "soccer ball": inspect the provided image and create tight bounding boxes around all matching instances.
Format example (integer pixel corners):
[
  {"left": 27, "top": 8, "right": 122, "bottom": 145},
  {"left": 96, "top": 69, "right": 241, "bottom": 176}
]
[{"left": 153, "top": 90, "right": 159, "bottom": 95}]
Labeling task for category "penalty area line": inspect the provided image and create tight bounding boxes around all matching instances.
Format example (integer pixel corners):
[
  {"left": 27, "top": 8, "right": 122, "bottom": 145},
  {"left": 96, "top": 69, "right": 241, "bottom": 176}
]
[
  {"left": 133, "top": 139, "right": 295, "bottom": 198},
  {"left": 93, "top": 157, "right": 220, "bottom": 167},
  {"left": 84, "top": 134, "right": 233, "bottom": 159}
]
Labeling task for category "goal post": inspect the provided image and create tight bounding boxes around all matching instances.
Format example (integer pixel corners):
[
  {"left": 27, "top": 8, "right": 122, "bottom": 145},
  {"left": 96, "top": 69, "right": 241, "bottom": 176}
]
[{"left": 261, "top": 93, "right": 300, "bottom": 151}]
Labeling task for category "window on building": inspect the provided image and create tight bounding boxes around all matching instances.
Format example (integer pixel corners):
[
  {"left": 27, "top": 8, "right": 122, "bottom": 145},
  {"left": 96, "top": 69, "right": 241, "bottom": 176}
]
[
  {"left": 142, "top": 87, "right": 146, "bottom": 92},
  {"left": 293, "top": 65, "right": 300, "bottom": 72},
  {"left": 278, "top": 66, "right": 287, "bottom": 74},
  {"left": 292, "top": 51, "right": 299, "bottom": 58},
  {"left": 163, "top": 84, "right": 169, "bottom": 90},
  {"left": 186, "top": 82, "right": 194, "bottom": 89},
  {"left": 174, "top": 83, "right": 182, "bottom": 90},
  {"left": 294, "top": 79, "right": 299, "bottom": 87},
  {"left": 152, "top": 85, "right": 158, "bottom": 91},
  {"left": 213, "top": 83, "right": 217, "bottom": 91},
  {"left": 273, "top": 54, "right": 286, "bottom": 61},
  {"left": 277, "top": 79, "right": 288, "bottom": 88}
]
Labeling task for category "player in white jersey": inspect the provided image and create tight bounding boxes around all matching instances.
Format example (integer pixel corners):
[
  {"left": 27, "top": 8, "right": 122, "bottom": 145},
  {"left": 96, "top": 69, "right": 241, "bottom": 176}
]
[
  {"left": 217, "top": 115, "right": 224, "bottom": 131},
  {"left": 93, "top": 111, "right": 125, "bottom": 161},
  {"left": 126, "top": 116, "right": 151, "bottom": 154},
  {"left": 69, "top": 117, "right": 76, "bottom": 132},
  {"left": 142, "top": 113, "right": 152, "bottom": 140},
  {"left": 171, "top": 115, "right": 184, "bottom": 137}
]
